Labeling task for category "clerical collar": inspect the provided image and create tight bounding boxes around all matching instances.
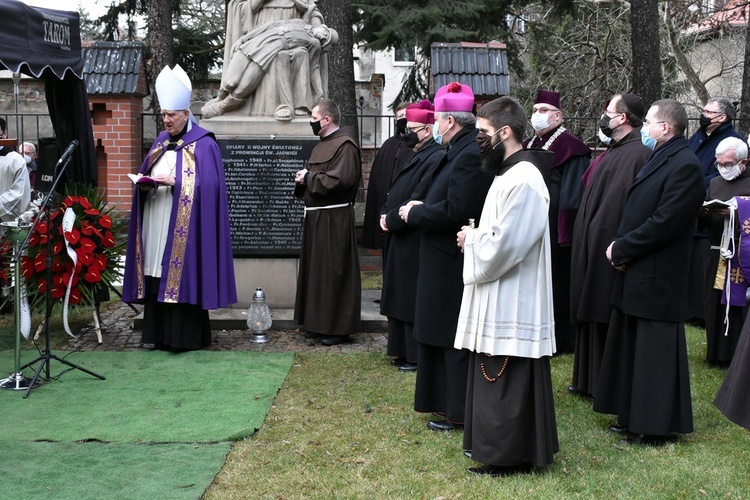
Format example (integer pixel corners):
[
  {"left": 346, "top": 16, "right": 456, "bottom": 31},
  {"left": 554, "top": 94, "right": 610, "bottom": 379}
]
[{"left": 166, "top": 123, "right": 189, "bottom": 150}]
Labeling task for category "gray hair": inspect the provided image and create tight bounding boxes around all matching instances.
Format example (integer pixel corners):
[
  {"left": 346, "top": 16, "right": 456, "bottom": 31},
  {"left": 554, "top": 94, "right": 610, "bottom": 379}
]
[
  {"left": 436, "top": 111, "right": 476, "bottom": 127},
  {"left": 715, "top": 137, "right": 748, "bottom": 161},
  {"left": 708, "top": 97, "right": 736, "bottom": 121},
  {"left": 22, "top": 142, "right": 36, "bottom": 154}
]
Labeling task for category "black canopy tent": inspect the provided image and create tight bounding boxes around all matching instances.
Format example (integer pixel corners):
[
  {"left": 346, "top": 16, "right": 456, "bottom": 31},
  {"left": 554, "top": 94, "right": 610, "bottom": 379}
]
[{"left": 0, "top": 0, "right": 97, "bottom": 188}]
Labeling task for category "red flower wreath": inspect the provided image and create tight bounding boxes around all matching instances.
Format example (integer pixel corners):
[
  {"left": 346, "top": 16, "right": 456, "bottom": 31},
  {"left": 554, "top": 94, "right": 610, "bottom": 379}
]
[{"left": 21, "top": 185, "right": 126, "bottom": 309}]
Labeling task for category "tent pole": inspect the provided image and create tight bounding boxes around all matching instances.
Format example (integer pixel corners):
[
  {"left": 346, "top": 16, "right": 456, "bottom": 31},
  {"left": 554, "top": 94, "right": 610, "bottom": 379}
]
[{"left": 12, "top": 72, "right": 21, "bottom": 145}]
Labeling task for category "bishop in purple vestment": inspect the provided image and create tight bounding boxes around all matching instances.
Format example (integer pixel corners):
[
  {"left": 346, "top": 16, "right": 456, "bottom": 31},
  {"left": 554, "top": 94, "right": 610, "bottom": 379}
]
[{"left": 122, "top": 65, "right": 236, "bottom": 350}]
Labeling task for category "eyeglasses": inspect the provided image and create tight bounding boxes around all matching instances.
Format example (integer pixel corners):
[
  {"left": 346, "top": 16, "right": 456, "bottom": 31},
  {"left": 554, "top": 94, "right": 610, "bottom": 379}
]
[
  {"left": 406, "top": 125, "right": 427, "bottom": 134},
  {"left": 644, "top": 120, "right": 665, "bottom": 127},
  {"left": 703, "top": 109, "right": 724, "bottom": 116},
  {"left": 715, "top": 161, "right": 741, "bottom": 169},
  {"left": 532, "top": 107, "right": 559, "bottom": 114}
]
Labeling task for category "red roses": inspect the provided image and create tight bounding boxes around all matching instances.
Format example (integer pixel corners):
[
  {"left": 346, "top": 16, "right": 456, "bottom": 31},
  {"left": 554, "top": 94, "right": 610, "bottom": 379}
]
[{"left": 21, "top": 187, "right": 125, "bottom": 308}]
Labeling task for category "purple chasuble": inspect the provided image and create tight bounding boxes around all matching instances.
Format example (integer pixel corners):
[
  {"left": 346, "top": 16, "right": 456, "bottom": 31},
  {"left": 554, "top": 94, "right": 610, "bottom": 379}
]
[{"left": 122, "top": 125, "right": 237, "bottom": 309}]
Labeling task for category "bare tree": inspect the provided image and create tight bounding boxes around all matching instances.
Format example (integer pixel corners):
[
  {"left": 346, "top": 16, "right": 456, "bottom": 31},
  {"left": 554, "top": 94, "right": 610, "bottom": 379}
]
[
  {"left": 318, "top": 0, "right": 358, "bottom": 130},
  {"left": 664, "top": 0, "right": 745, "bottom": 113},
  {"left": 630, "top": 0, "right": 662, "bottom": 105},
  {"left": 513, "top": 1, "right": 634, "bottom": 142}
]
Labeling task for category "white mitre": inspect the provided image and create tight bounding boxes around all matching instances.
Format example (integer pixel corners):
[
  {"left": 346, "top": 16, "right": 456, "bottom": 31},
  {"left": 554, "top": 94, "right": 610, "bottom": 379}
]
[{"left": 155, "top": 65, "right": 197, "bottom": 125}]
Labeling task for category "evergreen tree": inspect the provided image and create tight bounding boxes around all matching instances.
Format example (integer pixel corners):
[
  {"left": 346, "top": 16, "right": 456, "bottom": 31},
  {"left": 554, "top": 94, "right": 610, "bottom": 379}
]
[{"left": 353, "top": 0, "right": 574, "bottom": 105}]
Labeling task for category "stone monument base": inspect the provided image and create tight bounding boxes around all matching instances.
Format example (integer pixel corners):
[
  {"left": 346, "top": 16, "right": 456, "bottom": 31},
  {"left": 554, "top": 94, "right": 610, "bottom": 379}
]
[
  {"left": 231, "top": 257, "right": 298, "bottom": 309},
  {"left": 201, "top": 116, "right": 315, "bottom": 309}
]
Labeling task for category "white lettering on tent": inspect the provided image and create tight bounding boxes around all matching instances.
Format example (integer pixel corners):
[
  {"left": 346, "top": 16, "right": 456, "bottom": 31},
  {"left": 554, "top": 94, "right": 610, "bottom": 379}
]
[{"left": 43, "top": 21, "right": 71, "bottom": 49}]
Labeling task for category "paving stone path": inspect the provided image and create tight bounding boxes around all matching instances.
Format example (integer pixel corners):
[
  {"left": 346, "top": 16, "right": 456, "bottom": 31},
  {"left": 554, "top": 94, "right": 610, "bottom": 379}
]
[{"left": 61, "top": 301, "right": 388, "bottom": 354}]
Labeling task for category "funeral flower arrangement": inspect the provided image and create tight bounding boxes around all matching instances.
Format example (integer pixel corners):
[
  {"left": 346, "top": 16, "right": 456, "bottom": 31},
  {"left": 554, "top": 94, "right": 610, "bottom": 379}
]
[{"left": 21, "top": 185, "right": 126, "bottom": 309}]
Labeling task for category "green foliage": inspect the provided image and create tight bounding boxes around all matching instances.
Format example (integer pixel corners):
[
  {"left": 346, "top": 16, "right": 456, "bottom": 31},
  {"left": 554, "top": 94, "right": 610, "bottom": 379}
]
[{"left": 83, "top": 0, "right": 223, "bottom": 82}]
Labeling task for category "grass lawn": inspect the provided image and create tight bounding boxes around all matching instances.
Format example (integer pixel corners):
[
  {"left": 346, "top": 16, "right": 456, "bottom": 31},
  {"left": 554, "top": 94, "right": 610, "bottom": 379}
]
[{"left": 205, "top": 323, "right": 750, "bottom": 498}]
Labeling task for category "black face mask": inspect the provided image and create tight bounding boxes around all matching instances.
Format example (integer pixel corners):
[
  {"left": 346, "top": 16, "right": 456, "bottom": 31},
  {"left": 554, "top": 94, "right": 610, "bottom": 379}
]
[
  {"left": 402, "top": 131, "right": 421, "bottom": 148},
  {"left": 476, "top": 131, "right": 494, "bottom": 157},
  {"left": 699, "top": 114, "right": 714, "bottom": 130},
  {"left": 480, "top": 138, "right": 506, "bottom": 173},
  {"left": 310, "top": 119, "right": 322, "bottom": 136},
  {"left": 599, "top": 114, "right": 619, "bottom": 138},
  {"left": 395, "top": 117, "right": 407, "bottom": 136},
  {"left": 476, "top": 129, "right": 505, "bottom": 158}
]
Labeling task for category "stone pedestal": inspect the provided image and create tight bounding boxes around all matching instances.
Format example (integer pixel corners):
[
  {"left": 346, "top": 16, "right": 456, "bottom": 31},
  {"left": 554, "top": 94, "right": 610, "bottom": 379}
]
[
  {"left": 201, "top": 116, "right": 317, "bottom": 309},
  {"left": 201, "top": 116, "right": 313, "bottom": 139}
]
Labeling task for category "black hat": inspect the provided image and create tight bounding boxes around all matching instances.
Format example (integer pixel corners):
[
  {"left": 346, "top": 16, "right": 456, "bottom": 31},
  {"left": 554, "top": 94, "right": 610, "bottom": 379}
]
[{"left": 620, "top": 93, "right": 646, "bottom": 120}]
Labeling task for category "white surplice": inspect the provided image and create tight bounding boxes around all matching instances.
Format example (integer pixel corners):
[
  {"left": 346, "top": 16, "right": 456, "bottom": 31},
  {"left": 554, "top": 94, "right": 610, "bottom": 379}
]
[{"left": 454, "top": 160, "right": 556, "bottom": 359}]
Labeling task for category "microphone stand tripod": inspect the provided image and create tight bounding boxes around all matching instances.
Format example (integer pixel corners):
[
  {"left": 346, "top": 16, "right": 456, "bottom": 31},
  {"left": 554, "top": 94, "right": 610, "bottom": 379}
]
[{"left": 16, "top": 147, "right": 105, "bottom": 398}]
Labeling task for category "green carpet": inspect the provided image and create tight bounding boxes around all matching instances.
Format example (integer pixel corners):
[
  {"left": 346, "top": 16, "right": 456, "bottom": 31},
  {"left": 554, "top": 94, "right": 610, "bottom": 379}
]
[
  {"left": 0, "top": 350, "right": 294, "bottom": 442},
  {"left": 0, "top": 441, "right": 231, "bottom": 499}
]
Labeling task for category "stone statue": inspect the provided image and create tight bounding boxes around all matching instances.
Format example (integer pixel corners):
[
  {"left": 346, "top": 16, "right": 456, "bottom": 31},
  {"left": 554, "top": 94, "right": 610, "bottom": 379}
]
[
  {"left": 203, "top": 19, "right": 337, "bottom": 120},
  {"left": 205, "top": 0, "right": 335, "bottom": 121}
]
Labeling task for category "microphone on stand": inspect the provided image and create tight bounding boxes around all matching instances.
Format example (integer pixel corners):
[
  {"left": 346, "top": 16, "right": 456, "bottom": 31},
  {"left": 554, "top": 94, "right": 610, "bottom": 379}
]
[{"left": 55, "top": 140, "right": 79, "bottom": 169}]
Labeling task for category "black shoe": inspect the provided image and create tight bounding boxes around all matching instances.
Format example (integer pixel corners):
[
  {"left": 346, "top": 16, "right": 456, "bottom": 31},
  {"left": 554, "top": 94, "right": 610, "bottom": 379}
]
[
  {"left": 566, "top": 385, "right": 590, "bottom": 397},
  {"left": 625, "top": 433, "right": 673, "bottom": 446},
  {"left": 467, "top": 464, "right": 533, "bottom": 477},
  {"left": 427, "top": 419, "right": 463, "bottom": 431},
  {"left": 390, "top": 357, "right": 407, "bottom": 366},
  {"left": 303, "top": 331, "right": 321, "bottom": 339},
  {"left": 320, "top": 335, "right": 350, "bottom": 346},
  {"left": 463, "top": 450, "right": 472, "bottom": 459},
  {"left": 398, "top": 362, "right": 418, "bottom": 372},
  {"left": 608, "top": 424, "right": 628, "bottom": 434}
]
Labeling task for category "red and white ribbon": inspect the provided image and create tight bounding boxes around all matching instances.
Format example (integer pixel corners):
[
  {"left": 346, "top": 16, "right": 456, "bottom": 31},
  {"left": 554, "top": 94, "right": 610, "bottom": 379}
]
[{"left": 61, "top": 207, "right": 77, "bottom": 337}]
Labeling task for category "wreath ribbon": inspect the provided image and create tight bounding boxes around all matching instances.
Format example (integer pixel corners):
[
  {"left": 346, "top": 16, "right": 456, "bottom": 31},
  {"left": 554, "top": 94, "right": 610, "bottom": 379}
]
[{"left": 61, "top": 207, "right": 78, "bottom": 337}]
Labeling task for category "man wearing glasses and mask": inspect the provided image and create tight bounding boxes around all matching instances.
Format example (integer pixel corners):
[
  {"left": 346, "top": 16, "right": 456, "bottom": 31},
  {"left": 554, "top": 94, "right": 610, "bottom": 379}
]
[
  {"left": 686, "top": 99, "right": 747, "bottom": 325},
  {"left": 523, "top": 90, "right": 591, "bottom": 355},
  {"left": 379, "top": 100, "right": 444, "bottom": 372}
]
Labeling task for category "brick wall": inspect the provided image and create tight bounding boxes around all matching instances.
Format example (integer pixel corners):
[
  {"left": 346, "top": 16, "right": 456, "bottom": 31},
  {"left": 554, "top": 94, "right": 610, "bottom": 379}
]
[{"left": 90, "top": 96, "right": 144, "bottom": 212}]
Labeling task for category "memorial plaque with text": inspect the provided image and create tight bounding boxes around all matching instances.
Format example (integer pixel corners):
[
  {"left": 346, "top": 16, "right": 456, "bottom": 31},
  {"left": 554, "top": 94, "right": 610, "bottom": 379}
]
[{"left": 220, "top": 139, "right": 317, "bottom": 256}]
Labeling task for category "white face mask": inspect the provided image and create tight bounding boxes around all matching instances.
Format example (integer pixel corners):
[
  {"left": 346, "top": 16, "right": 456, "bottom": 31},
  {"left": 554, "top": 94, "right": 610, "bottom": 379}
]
[
  {"left": 530, "top": 112, "right": 550, "bottom": 131},
  {"left": 24, "top": 154, "right": 33, "bottom": 165},
  {"left": 598, "top": 128, "right": 612, "bottom": 145},
  {"left": 719, "top": 163, "right": 743, "bottom": 181}
]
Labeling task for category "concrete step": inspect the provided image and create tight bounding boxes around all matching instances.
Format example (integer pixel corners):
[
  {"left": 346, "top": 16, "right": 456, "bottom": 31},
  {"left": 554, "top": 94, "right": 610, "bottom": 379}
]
[{"left": 132, "top": 289, "right": 388, "bottom": 332}]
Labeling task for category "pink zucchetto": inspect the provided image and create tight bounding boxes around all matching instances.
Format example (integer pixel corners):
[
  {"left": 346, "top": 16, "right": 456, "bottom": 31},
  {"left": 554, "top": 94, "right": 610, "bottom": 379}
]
[
  {"left": 405, "top": 100, "right": 435, "bottom": 124},
  {"left": 434, "top": 82, "right": 475, "bottom": 113}
]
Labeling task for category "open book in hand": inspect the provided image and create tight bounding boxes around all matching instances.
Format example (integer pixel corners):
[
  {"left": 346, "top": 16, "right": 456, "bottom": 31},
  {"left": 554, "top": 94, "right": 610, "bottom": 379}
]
[
  {"left": 127, "top": 173, "right": 158, "bottom": 186},
  {"left": 703, "top": 198, "right": 737, "bottom": 216},
  {"left": 703, "top": 198, "right": 738, "bottom": 212}
]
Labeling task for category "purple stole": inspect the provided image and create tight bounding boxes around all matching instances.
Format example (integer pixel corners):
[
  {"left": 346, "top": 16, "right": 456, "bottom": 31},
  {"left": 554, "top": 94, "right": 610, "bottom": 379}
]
[{"left": 722, "top": 196, "right": 750, "bottom": 307}]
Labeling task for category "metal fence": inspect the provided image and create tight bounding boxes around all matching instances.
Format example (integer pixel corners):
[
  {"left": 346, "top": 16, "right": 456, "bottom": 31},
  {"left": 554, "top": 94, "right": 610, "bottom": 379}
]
[
  {"left": 0, "top": 113, "right": 55, "bottom": 148},
  {"left": 144, "top": 113, "right": 750, "bottom": 153},
  {"left": 5, "top": 111, "right": 745, "bottom": 158}
]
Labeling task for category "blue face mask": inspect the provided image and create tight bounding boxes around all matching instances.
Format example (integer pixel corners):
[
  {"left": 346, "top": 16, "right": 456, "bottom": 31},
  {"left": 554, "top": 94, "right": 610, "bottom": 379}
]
[
  {"left": 641, "top": 126, "right": 656, "bottom": 150},
  {"left": 433, "top": 120, "right": 444, "bottom": 145}
]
